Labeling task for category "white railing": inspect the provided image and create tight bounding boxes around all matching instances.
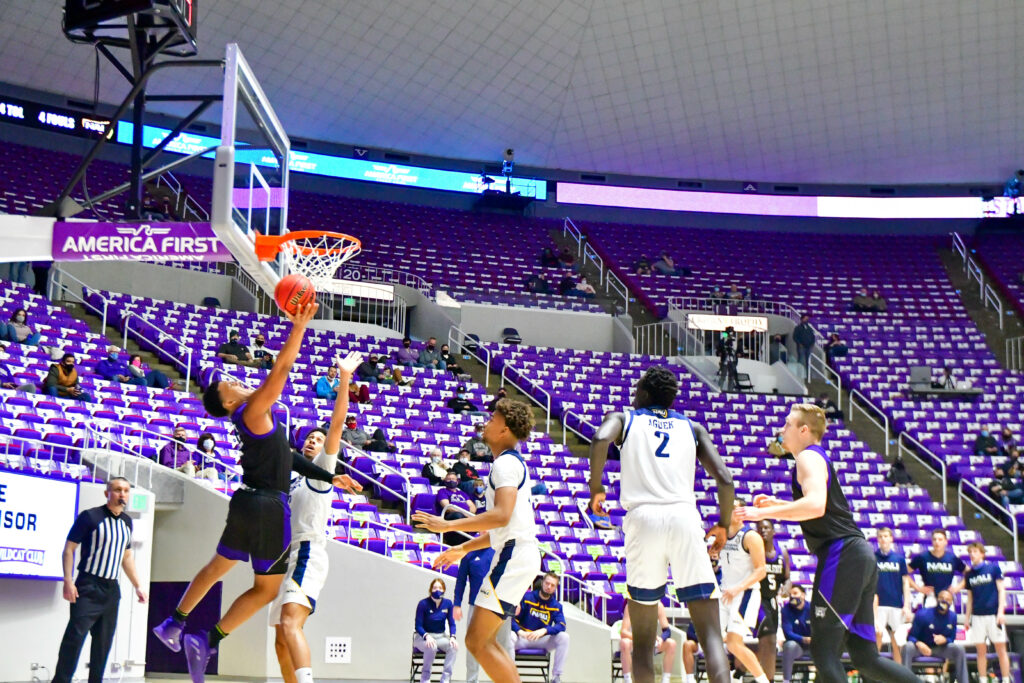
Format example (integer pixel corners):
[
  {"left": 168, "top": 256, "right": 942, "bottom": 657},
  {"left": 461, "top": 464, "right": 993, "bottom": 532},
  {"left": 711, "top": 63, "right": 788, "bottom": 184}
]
[
  {"left": 958, "top": 478, "right": 1019, "bottom": 565},
  {"left": 49, "top": 267, "right": 110, "bottom": 332},
  {"left": 633, "top": 320, "right": 702, "bottom": 358},
  {"left": 447, "top": 325, "right": 492, "bottom": 385},
  {"left": 335, "top": 453, "right": 412, "bottom": 525},
  {"left": 561, "top": 410, "right": 598, "bottom": 445},
  {"left": 847, "top": 389, "right": 890, "bottom": 456},
  {"left": 984, "top": 283, "right": 1005, "bottom": 330},
  {"left": 563, "top": 217, "right": 583, "bottom": 257},
  {"left": 966, "top": 256, "right": 985, "bottom": 300},
  {"left": 501, "top": 363, "right": 551, "bottom": 433},
  {"left": 583, "top": 242, "right": 605, "bottom": 286},
  {"left": 1008, "top": 336, "right": 1024, "bottom": 372},
  {"left": 896, "top": 432, "right": 948, "bottom": 507},
  {"left": 122, "top": 310, "right": 194, "bottom": 390},
  {"left": 315, "top": 287, "right": 407, "bottom": 336},
  {"left": 952, "top": 232, "right": 967, "bottom": 269},
  {"left": 336, "top": 264, "right": 432, "bottom": 296},
  {"left": 605, "top": 269, "right": 629, "bottom": 314},
  {"left": 806, "top": 351, "right": 843, "bottom": 411}
]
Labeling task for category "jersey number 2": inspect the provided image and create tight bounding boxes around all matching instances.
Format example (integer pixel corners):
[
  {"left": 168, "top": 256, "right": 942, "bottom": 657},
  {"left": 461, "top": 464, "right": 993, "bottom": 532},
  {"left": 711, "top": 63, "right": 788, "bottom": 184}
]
[{"left": 653, "top": 431, "right": 670, "bottom": 458}]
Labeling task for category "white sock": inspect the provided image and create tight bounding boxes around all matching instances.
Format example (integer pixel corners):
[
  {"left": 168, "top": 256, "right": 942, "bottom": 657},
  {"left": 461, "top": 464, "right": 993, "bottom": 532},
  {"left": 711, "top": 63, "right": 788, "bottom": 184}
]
[
  {"left": 661, "top": 674, "right": 671, "bottom": 683},
  {"left": 686, "top": 675, "right": 696, "bottom": 683},
  {"left": 754, "top": 675, "right": 769, "bottom": 683},
  {"left": 295, "top": 667, "right": 314, "bottom": 683},
  {"left": 623, "top": 674, "right": 632, "bottom": 683}
]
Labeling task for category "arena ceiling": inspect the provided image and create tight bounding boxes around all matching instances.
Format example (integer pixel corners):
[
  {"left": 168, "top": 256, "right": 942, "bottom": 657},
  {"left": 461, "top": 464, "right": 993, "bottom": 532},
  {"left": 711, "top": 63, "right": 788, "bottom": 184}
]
[{"left": 1, "top": 1, "right": 1022, "bottom": 185}]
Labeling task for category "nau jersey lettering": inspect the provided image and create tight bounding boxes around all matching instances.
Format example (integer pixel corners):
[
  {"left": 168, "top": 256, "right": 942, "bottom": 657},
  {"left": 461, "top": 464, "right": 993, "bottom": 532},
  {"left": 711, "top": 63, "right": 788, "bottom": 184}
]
[
  {"left": 875, "top": 549, "right": 909, "bottom": 608},
  {"left": 909, "top": 550, "right": 965, "bottom": 593},
  {"left": 965, "top": 561, "right": 1002, "bottom": 615}
]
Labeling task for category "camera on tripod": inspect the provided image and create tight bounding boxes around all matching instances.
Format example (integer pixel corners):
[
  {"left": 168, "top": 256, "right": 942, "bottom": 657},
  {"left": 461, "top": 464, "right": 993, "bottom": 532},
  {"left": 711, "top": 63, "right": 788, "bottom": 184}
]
[{"left": 717, "top": 326, "right": 740, "bottom": 390}]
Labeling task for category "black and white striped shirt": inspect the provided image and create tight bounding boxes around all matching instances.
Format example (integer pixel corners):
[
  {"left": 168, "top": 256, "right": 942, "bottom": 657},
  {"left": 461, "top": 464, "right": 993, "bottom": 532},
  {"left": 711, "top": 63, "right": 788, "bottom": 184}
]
[{"left": 67, "top": 505, "right": 133, "bottom": 581}]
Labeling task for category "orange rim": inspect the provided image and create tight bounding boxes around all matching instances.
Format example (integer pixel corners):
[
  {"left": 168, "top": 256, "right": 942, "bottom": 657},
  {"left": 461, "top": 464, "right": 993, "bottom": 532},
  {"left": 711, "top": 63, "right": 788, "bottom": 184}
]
[{"left": 253, "top": 230, "right": 361, "bottom": 262}]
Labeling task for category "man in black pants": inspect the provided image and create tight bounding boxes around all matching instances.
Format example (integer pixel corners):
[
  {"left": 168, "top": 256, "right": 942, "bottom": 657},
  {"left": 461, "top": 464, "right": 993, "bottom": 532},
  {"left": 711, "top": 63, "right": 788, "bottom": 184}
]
[
  {"left": 739, "top": 403, "right": 921, "bottom": 683},
  {"left": 54, "top": 477, "right": 146, "bottom": 683},
  {"left": 152, "top": 302, "right": 360, "bottom": 683}
]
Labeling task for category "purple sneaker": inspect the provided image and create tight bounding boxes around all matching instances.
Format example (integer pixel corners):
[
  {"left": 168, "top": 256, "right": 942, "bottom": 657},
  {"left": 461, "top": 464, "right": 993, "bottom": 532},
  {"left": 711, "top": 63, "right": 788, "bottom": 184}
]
[
  {"left": 152, "top": 616, "right": 184, "bottom": 652},
  {"left": 183, "top": 632, "right": 216, "bottom": 683}
]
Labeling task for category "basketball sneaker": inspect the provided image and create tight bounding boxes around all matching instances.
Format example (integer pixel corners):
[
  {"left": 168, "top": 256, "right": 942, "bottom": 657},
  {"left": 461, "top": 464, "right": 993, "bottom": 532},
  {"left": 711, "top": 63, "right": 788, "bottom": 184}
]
[{"left": 152, "top": 616, "right": 184, "bottom": 652}]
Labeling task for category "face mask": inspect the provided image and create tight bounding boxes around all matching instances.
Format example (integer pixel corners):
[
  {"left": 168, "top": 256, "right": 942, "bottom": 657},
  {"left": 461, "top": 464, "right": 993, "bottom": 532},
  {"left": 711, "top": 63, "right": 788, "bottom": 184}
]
[
  {"left": 444, "top": 480, "right": 458, "bottom": 489},
  {"left": 255, "top": 340, "right": 264, "bottom": 347},
  {"left": 427, "top": 344, "right": 435, "bottom": 351},
  {"left": 459, "top": 457, "right": 469, "bottom": 464},
  {"left": 403, "top": 342, "right": 411, "bottom": 348},
  {"left": 14, "top": 314, "right": 25, "bottom": 323},
  {"left": 131, "top": 358, "right": 142, "bottom": 367},
  {"left": 346, "top": 422, "right": 356, "bottom": 429},
  {"left": 457, "top": 392, "right": 465, "bottom": 399},
  {"left": 230, "top": 336, "right": 239, "bottom": 343},
  {"left": 202, "top": 439, "right": 214, "bottom": 451},
  {"left": 108, "top": 352, "right": 118, "bottom": 360},
  {"left": 982, "top": 430, "right": 989, "bottom": 437},
  {"left": 432, "top": 456, "right": 441, "bottom": 464},
  {"left": 475, "top": 486, "right": 485, "bottom": 494},
  {"left": 62, "top": 362, "right": 74, "bottom": 370},
  {"left": 789, "top": 598, "right": 802, "bottom": 608},
  {"left": 937, "top": 601, "right": 950, "bottom": 613},
  {"left": 431, "top": 589, "right": 443, "bottom": 600}
]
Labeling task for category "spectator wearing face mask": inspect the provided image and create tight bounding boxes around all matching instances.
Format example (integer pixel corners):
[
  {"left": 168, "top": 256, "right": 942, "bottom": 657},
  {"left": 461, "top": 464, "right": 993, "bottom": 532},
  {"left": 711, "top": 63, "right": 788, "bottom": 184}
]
[
  {"left": 194, "top": 431, "right": 225, "bottom": 482},
  {"left": 780, "top": 585, "right": 812, "bottom": 683},
  {"left": 45, "top": 353, "right": 92, "bottom": 402},
  {"left": 159, "top": 425, "right": 195, "bottom": 473},
  {"left": 315, "top": 366, "right": 340, "bottom": 400},
  {"left": 436, "top": 472, "right": 476, "bottom": 517},
  {"left": 413, "top": 579, "right": 458, "bottom": 683},
  {"left": 439, "top": 344, "right": 462, "bottom": 376},
  {"left": 0, "top": 308, "right": 42, "bottom": 346},
  {"left": 216, "top": 329, "right": 259, "bottom": 367},
  {"left": 396, "top": 338, "right": 418, "bottom": 367},
  {"left": 974, "top": 426, "right": 1000, "bottom": 456},
  {"left": 126, "top": 354, "right": 172, "bottom": 388},
  {"left": 250, "top": 333, "right": 274, "bottom": 370},
  {"left": 901, "top": 590, "right": 967, "bottom": 682},
  {"left": 447, "top": 385, "right": 484, "bottom": 416},
  {"left": 462, "top": 422, "right": 493, "bottom": 462},
  {"left": 421, "top": 448, "right": 448, "bottom": 485},
  {"left": 341, "top": 414, "right": 369, "bottom": 449},
  {"left": 357, "top": 352, "right": 408, "bottom": 386},
  {"left": 487, "top": 386, "right": 508, "bottom": 412},
  {"left": 450, "top": 449, "right": 479, "bottom": 485},
  {"left": 469, "top": 477, "right": 487, "bottom": 512},
  {"left": 417, "top": 337, "right": 446, "bottom": 371},
  {"left": 999, "top": 428, "right": 1017, "bottom": 456}
]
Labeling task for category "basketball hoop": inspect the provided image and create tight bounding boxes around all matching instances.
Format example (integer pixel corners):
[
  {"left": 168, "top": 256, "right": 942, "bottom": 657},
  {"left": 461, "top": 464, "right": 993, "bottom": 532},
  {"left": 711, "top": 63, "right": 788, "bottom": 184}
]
[{"left": 254, "top": 230, "right": 362, "bottom": 286}]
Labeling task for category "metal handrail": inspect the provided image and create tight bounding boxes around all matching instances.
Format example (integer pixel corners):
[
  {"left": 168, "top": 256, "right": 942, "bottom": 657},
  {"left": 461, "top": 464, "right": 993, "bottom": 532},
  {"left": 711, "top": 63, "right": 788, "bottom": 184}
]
[
  {"left": 583, "top": 242, "right": 605, "bottom": 286},
  {"left": 958, "top": 478, "right": 1019, "bottom": 565},
  {"left": 50, "top": 267, "right": 110, "bottom": 332},
  {"left": 605, "top": 269, "right": 629, "bottom": 314},
  {"left": 561, "top": 410, "right": 598, "bottom": 445},
  {"left": 896, "top": 433, "right": 948, "bottom": 507},
  {"left": 447, "top": 324, "right": 491, "bottom": 385},
  {"left": 501, "top": 363, "right": 551, "bottom": 433},
  {"left": 335, "top": 455, "right": 412, "bottom": 525},
  {"left": 337, "top": 264, "right": 433, "bottom": 296},
  {"left": 966, "top": 257, "right": 985, "bottom": 299},
  {"left": 951, "top": 232, "right": 967, "bottom": 269},
  {"left": 1007, "top": 336, "right": 1024, "bottom": 372},
  {"left": 563, "top": 217, "right": 583, "bottom": 257},
  {"left": 122, "top": 310, "right": 193, "bottom": 390},
  {"left": 983, "top": 283, "right": 1005, "bottom": 330},
  {"left": 807, "top": 352, "right": 843, "bottom": 411},
  {"left": 847, "top": 389, "right": 890, "bottom": 456}
]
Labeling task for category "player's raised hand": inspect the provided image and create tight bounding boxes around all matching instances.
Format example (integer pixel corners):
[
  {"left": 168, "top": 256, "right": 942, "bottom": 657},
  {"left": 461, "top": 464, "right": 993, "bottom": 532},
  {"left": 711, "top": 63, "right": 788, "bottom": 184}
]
[
  {"left": 332, "top": 474, "right": 363, "bottom": 493},
  {"left": 413, "top": 511, "right": 450, "bottom": 533},
  {"left": 432, "top": 545, "right": 467, "bottom": 570},
  {"left": 286, "top": 301, "right": 319, "bottom": 326},
  {"left": 753, "top": 493, "right": 783, "bottom": 507},
  {"left": 336, "top": 351, "right": 363, "bottom": 375}
]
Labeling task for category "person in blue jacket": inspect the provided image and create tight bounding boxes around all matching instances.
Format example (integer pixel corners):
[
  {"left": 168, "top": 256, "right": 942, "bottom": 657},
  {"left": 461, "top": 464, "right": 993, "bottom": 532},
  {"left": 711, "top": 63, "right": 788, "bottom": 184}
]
[
  {"left": 314, "top": 366, "right": 340, "bottom": 400},
  {"left": 900, "top": 590, "right": 967, "bottom": 683},
  {"left": 780, "top": 585, "right": 812, "bottom": 683},
  {"left": 453, "top": 548, "right": 512, "bottom": 683},
  {"left": 414, "top": 578, "right": 458, "bottom": 683},
  {"left": 512, "top": 573, "right": 570, "bottom": 683}
]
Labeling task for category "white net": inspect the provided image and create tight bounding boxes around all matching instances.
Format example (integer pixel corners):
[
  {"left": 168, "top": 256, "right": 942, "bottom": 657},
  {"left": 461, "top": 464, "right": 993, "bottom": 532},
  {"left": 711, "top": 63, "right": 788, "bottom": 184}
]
[{"left": 278, "top": 233, "right": 362, "bottom": 287}]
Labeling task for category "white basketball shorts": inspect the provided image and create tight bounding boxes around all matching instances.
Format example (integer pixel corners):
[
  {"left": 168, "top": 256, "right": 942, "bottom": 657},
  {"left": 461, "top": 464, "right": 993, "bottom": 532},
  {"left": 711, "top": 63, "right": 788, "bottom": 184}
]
[
  {"left": 720, "top": 585, "right": 761, "bottom": 637},
  {"left": 967, "top": 614, "right": 1008, "bottom": 645},
  {"left": 475, "top": 539, "right": 541, "bottom": 619},
  {"left": 270, "top": 540, "right": 328, "bottom": 624}
]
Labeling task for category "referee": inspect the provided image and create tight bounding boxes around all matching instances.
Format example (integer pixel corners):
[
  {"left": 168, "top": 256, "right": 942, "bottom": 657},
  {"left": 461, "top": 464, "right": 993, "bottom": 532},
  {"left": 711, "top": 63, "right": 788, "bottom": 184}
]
[{"left": 53, "top": 477, "right": 146, "bottom": 683}]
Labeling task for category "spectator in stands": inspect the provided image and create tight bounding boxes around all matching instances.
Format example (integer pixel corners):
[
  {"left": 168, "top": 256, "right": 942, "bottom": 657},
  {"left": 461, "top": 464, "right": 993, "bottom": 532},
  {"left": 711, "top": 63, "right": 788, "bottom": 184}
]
[
  {"left": 194, "top": 431, "right": 223, "bottom": 481},
  {"left": 526, "top": 273, "right": 553, "bottom": 294},
  {"left": 396, "top": 338, "right": 418, "bottom": 367},
  {"left": 436, "top": 472, "right": 476, "bottom": 517},
  {"left": 575, "top": 277, "right": 596, "bottom": 298},
  {"left": 216, "top": 329, "right": 259, "bottom": 368},
  {"left": 1004, "top": 446, "right": 1021, "bottom": 472},
  {"left": 993, "top": 463, "right": 1024, "bottom": 508},
  {"left": 96, "top": 346, "right": 142, "bottom": 386},
  {"left": 559, "top": 247, "right": 578, "bottom": 272},
  {"left": 852, "top": 287, "right": 874, "bottom": 311},
  {"left": 652, "top": 251, "right": 689, "bottom": 276},
  {"left": 934, "top": 366, "right": 958, "bottom": 389},
  {"left": 871, "top": 290, "right": 888, "bottom": 312},
  {"left": 356, "top": 353, "right": 405, "bottom": 385},
  {"left": 315, "top": 366, "right": 340, "bottom": 400},
  {"left": 814, "top": 393, "right": 842, "bottom": 422},
  {"left": 45, "top": 352, "right": 92, "bottom": 402},
  {"left": 127, "top": 354, "right": 172, "bottom": 389},
  {"left": 462, "top": 422, "right": 494, "bottom": 462},
  {"left": 964, "top": 543, "right": 1012, "bottom": 683},
  {"left": 900, "top": 589, "right": 967, "bottom": 682},
  {"left": 439, "top": 344, "right": 463, "bottom": 377},
  {"left": 728, "top": 284, "right": 745, "bottom": 301},
  {"left": 364, "top": 428, "right": 397, "bottom": 454},
  {"left": 974, "top": 426, "right": 1000, "bottom": 456},
  {"left": 540, "top": 247, "right": 560, "bottom": 268},
  {"left": 469, "top": 478, "right": 487, "bottom": 513},
  {"left": 413, "top": 578, "right": 458, "bottom": 683},
  {"left": 447, "top": 384, "right": 485, "bottom": 416},
  {"left": 874, "top": 527, "right": 911, "bottom": 664},
  {"left": 251, "top": 333, "right": 274, "bottom": 369},
  {"left": 417, "top": 337, "right": 446, "bottom": 370},
  {"left": 0, "top": 343, "right": 35, "bottom": 393},
  {"left": 909, "top": 529, "right": 965, "bottom": 603},
  {"left": 513, "top": 573, "right": 569, "bottom": 683},
  {"left": 159, "top": 425, "right": 194, "bottom": 473},
  {"left": 823, "top": 332, "right": 848, "bottom": 365},
  {"left": 557, "top": 274, "right": 578, "bottom": 296},
  {"left": 348, "top": 379, "right": 371, "bottom": 405},
  {"left": 792, "top": 315, "right": 815, "bottom": 370},
  {"left": 0, "top": 307, "right": 41, "bottom": 346},
  {"left": 999, "top": 427, "right": 1017, "bottom": 455},
  {"left": 451, "top": 449, "right": 480, "bottom": 486},
  {"left": 619, "top": 601, "right": 675, "bottom": 683},
  {"left": 487, "top": 387, "right": 508, "bottom": 412},
  {"left": 709, "top": 284, "right": 725, "bottom": 302},
  {"left": 885, "top": 454, "right": 914, "bottom": 487},
  {"left": 421, "top": 448, "right": 448, "bottom": 485},
  {"left": 588, "top": 500, "right": 614, "bottom": 529},
  {"left": 769, "top": 334, "right": 788, "bottom": 365},
  {"left": 341, "top": 414, "right": 369, "bottom": 449},
  {"left": 633, "top": 256, "right": 652, "bottom": 276},
  {"left": 780, "top": 585, "right": 812, "bottom": 683}
]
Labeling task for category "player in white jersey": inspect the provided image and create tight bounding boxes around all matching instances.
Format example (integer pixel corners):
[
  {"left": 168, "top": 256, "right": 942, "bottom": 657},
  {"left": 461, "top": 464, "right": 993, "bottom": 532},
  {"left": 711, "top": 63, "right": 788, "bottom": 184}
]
[
  {"left": 589, "top": 366, "right": 735, "bottom": 683},
  {"left": 415, "top": 398, "right": 540, "bottom": 683},
  {"left": 718, "top": 501, "right": 769, "bottom": 683},
  {"left": 272, "top": 353, "right": 363, "bottom": 683}
]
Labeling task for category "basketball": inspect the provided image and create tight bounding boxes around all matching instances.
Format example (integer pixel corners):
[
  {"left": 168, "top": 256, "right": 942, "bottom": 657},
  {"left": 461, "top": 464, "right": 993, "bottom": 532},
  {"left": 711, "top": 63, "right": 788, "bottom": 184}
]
[{"left": 274, "top": 273, "right": 315, "bottom": 314}]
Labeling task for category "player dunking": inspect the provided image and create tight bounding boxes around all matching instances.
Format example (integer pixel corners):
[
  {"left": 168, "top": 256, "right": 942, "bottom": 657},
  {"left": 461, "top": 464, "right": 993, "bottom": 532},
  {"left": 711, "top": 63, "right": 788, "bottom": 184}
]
[
  {"left": 589, "top": 366, "right": 734, "bottom": 683},
  {"left": 272, "top": 352, "right": 364, "bottom": 683},
  {"left": 738, "top": 403, "right": 921, "bottom": 683},
  {"left": 152, "top": 303, "right": 358, "bottom": 683},
  {"left": 414, "top": 398, "right": 540, "bottom": 683}
]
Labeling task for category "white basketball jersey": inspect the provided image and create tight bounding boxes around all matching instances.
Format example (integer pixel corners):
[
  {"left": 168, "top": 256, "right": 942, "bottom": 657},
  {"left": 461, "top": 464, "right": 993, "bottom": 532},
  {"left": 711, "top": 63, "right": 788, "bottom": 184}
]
[
  {"left": 720, "top": 525, "right": 756, "bottom": 589},
  {"left": 487, "top": 449, "right": 538, "bottom": 549},
  {"left": 618, "top": 407, "right": 697, "bottom": 510},
  {"left": 288, "top": 449, "right": 337, "bottom": 545}
]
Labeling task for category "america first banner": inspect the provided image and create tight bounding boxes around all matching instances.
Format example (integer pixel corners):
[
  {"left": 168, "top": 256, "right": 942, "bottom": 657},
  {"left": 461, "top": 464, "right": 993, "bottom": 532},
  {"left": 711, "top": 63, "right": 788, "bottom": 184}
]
[{"left": 52, "top": 221, "right": 234, "bottom": 262}]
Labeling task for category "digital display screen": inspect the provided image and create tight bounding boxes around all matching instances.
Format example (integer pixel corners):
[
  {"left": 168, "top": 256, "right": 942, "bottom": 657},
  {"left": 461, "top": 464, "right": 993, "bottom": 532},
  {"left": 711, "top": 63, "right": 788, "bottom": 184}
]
[
  {"left": 0, "top": 471, "right": 79, "bottom": 581},
  {"left": 0, "top": 96, "right": 114, "bottom": 139},
  {"left": 116, "top": 122, "right": 547, "bottom": 199}
]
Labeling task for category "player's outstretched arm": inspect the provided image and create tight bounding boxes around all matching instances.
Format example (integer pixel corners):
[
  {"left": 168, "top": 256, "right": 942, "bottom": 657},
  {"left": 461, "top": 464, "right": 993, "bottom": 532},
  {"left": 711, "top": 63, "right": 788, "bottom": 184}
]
[
  {"left": 588, "top": 411, "right": 625, "bottom": 512},
  {"left": 244, "top": 302, "right": 318, "bottom": 421},
  {"left": 739, "top": 451, "right": 827, "bottom": 523},
  {"left": 323, "top": 352, "right": 363, "bottom": 460},
  {"left": 415, "top": 486, "right": 515, "bottom": 534},
  {"left": 692, "top": 422, "right": 734, "bottom": 550}
]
